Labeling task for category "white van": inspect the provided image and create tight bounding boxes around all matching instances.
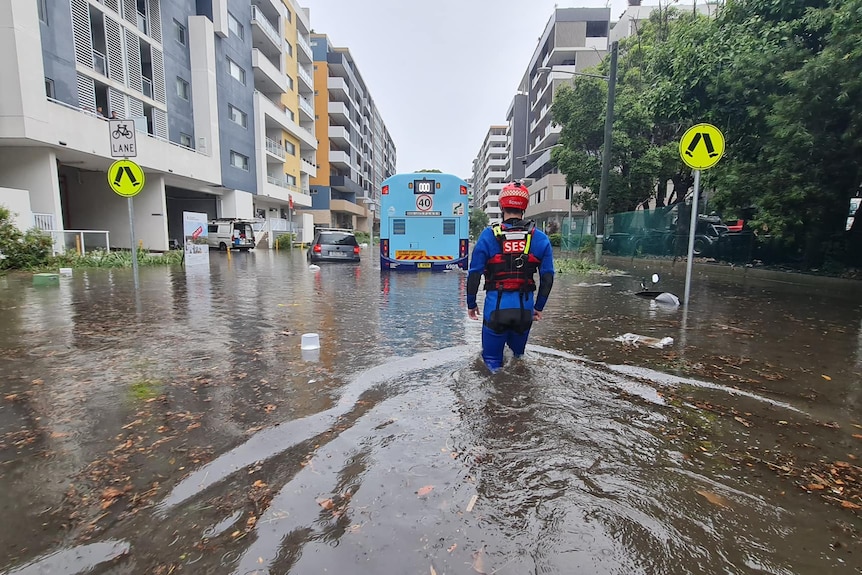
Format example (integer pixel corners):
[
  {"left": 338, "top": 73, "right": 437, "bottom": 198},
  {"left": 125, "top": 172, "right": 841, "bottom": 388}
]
[{"left": 207, "top": 219, "right": 256, "bottom": 251}]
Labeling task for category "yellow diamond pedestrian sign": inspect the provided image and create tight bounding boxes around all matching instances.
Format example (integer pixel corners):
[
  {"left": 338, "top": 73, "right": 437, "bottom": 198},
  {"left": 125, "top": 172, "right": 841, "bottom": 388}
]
[
  {"left": 108, "top": 159, "right": 145, "bottom": 197},
  {"left": 679, "top": 123, "right": 725, "bottom": 170}
]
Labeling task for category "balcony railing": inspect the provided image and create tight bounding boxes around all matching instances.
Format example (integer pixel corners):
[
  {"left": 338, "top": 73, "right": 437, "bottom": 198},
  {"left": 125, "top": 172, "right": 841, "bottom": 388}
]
[
  {"left": 297, "top": 65, "right": 313, "bottom": 87},
  {"left": 267, "top": 175, "right": 299, "bottom": 191},
  {"left": 265, "top": 137, "right": 286, "bottom": 159},
  {"left": 92, "top": 49, "right": 107, "bottom": 76},
  {"left": 142, "top": 77, "right": 153, "bottom": 98},
  {"left": 33, "top": 213, "right": 55, "bottom": 232},
  {"left": 296, "top": 34, "right": 312, "bottom": 57},
  {"left": 299, "top": 97, "right": 314, "bottom": 116},
  {"left": 251, "top": 6, "right": 281, "bottom": 48}
]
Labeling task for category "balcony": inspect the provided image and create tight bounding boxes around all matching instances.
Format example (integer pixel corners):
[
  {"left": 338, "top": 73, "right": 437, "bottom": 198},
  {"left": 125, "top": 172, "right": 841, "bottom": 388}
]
[
  {"left": 299, "top": 96, "right": 314, "bottom": 122},
  {"left": 92, "top": 49, "right": 107, "bottom": 76},
  {"left": 327, "top": 76, "right": 349, "bottom": 99},
  {"left": 255, "top": 91, "right": 318, "bottom": 150},
  {"left": 142, "top": 77, "right": 153, "bottom": 98},
  {"left": 251, "top": 6, "right": 282, "bottom": 52},
  {"left": 252, "top": 49, "right": 287, "bottom": 94},
  {"left": 328, "top": 101, "right": 350, "bottom": 125},
  {"left": 329, "top": 125, "right": 350, "bottom": 147},
  {"left": 330, "top": 198, "right": 366, "bottom": 217},
  {"left": 301, "top": 156, "right": 317, "bottom": 178},
  {"left": 265, "top": 137, "right": 286, "bottom": 161},
  {"left": 295, "top": 6, "right": 311, "bottom": 34},
  {"left": 297, "top": 65, "right": 314, "bottom": 93},
  {"left": 330, "top": 175, "right": 363, "bottom": 195},
  {"left": 329, "top": 150, "right": 351, "bottom": 170},
  {"left": 296, "top": 34, "right": 313, "bottom": 63}
]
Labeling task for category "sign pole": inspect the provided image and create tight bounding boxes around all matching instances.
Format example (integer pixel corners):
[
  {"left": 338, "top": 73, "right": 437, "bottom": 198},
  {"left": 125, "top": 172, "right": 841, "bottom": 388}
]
[
  {"left": 683, "top": 169, "right": 701, "bottom": 306},
  {"left": 289, "top": 207, "right": 293, "bottom": 252},
  {"left": 127, "top": 196, "right": 139, "bottom": 289}
]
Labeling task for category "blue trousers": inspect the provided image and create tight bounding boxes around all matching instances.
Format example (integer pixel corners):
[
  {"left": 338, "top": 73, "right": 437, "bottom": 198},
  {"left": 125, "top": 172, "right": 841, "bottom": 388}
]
[{"left": 481, "top": 325, "right": 531, "bottom": 372}]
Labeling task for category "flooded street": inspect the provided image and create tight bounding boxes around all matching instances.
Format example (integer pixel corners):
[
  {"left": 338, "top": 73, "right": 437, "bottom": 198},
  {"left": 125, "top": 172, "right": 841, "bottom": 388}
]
[{"left": 0, "top": 249, "right": 860, "bottom": 574}]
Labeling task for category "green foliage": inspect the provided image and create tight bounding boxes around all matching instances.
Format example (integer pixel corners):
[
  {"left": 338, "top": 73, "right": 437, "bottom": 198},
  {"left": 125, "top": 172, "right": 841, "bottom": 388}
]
[
  {"left": 0, "top": 205, "right": 54, "bottom": 270},
  {"left": 549, "top": 233, "right": 561, "bottom": 247},
  {"left": 551, "top": 0, "right": 862, "bottom": 268},
  {"left": 469, "top": 208, "right": 489, "bottom": 239},
  {"left": 49, "top": 249, "right": 184, "bottom": 269},
  {"left": 274, "top": 233, "right": 295, "bottom": 249},
  {"left": 353, "top": 231, "right": 378, "bottom": 245},
  {"left": 555, "top": 257, "right": 609, "bottom": 274},
  {"left": 415, "top": 169, "right": 443, "bottom": 173}
]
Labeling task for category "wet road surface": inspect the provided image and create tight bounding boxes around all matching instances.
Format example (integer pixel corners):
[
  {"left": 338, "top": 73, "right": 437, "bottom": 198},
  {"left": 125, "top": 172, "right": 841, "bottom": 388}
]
[{"left": 0, "top": 249, "right": 860, "bottom": 574}]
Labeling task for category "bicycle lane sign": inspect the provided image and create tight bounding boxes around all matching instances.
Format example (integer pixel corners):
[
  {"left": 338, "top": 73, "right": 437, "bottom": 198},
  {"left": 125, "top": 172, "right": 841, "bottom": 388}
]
[{"left": 109, "top": 119, "right": 137, "bottom": 158}]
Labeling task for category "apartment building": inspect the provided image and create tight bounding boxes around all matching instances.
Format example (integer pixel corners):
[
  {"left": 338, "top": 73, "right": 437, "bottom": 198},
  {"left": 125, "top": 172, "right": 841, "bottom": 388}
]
[
  {"left": 471, "top": 126, "right": 508, "bottom": 225},
  {"left": 0, "top": 0, "right": 316, "bottom": 250},
  {"left": 504, "top": 92, "right": 528, "bottom": 183},
  {"left": 517, "top": 7, "right": 610, "bottom": 230},
  {"left": 308, "top": 34, "right": 396, "bottom": 233}
]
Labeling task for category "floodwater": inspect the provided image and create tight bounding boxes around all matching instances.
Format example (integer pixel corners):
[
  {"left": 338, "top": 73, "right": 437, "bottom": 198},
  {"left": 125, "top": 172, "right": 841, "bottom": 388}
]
[{"left": 0, "top": 249, "right": 860, "bottom": 574}]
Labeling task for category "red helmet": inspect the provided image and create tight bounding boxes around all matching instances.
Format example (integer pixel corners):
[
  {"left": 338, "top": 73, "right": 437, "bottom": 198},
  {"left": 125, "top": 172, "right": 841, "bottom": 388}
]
[{"left": 499, "top": 182, "right": 529, "bottom": 211}]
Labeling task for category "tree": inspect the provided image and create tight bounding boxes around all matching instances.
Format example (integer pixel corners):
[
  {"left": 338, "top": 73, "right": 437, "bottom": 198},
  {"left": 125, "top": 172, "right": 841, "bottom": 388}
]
[
  {"left": 469, "top": 208, "right": 489, "bottom": 240},
  {"left": 416, "top": 169, "right": 443, "bottom": 173}
]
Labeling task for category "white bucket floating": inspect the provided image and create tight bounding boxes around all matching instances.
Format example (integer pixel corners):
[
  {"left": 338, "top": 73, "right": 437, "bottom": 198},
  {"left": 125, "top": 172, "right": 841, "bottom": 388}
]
[
  {"left": 59, "top": 267, "right": 73, "bottom": 275},
  {"left": 301, "top": 333, "right": 320, "bottom": 350}
]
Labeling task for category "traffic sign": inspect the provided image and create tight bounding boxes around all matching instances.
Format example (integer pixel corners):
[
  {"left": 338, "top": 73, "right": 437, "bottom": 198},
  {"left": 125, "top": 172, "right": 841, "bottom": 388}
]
[
  {"left": 679, "top": 123, "right": 725, "bottom": 170},
  {"left": 108, "top": 159, "right": 145, "bottom": 197},
  {"left": 416, "top": 194, "right": 433, "bottom": 211},
  {"left": 109, "top": 119, "right": 137, "bottom": 158}
]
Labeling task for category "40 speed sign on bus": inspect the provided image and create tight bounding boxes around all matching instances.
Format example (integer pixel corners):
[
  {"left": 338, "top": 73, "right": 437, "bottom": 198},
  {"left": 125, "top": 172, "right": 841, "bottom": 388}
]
[{"left": 416, "top": 194, "right": 433, "bottom": 211}]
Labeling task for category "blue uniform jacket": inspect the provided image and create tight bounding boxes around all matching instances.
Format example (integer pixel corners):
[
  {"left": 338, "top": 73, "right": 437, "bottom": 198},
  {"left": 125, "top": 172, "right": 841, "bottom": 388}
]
[{"left": 467, "top": 222, "right": 555, "bottom": 317}]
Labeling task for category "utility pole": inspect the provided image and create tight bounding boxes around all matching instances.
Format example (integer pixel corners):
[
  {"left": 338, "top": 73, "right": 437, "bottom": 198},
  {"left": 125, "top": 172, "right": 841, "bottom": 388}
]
[{"left": 594, "top": 41, "right": 618, "bottom": 265}]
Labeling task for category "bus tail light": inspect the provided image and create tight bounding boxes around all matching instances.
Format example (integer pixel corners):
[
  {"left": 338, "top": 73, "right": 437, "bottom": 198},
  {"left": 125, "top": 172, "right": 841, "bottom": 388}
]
[
  {"left": 382, "top": 238, "right": 389, "bottom": 257},
  {"left": 382, "top": 185, "right": 389, "bottom": 195},
  {"left": 313, "top": 244, "right": 322, "bottom": 253},
  {"left": 353, "top": 245, "right": 360, "bottom": 255},
  {"left": 460, "top": 239, "right": 468, "bottom": 256},
  {"left": 460, "top": 185, "right": 468, "bottom": 195}
]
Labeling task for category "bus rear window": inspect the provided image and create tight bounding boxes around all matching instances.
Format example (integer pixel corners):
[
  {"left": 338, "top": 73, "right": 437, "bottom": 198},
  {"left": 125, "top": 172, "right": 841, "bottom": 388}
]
[
  {"left": 393, "top": 219, "right": 406, "bottom": 235},
  {"left": 319, "top": 232, "right": 357, "bottom": 245},
  {"left": 443, "top": 219, "right": 456, "bottom": 235}
]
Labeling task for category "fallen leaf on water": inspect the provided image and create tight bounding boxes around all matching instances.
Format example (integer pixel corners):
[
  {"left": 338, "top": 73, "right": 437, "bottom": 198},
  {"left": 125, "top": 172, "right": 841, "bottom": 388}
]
[
  {"left": 853, "top": 434, "right": 862, "bottom": 440},
  {"left": 448, "top": 543, "right": 457, "bottom": 553},
  {"left": 822, "top": 374, "right": 832, "bottom": 381},
  {"left": 417, "top": 485, "right": 434, "bottom": 497},
  {"left": 807, "top": 483, "right": 826, "bottom": 491},
  {"left": 466, "top": 494, "right": 479, "bottom": 513},
  {"left": 733, "top": 416, "right": 752, "bottom": 428},
  {"left": 317, "top": 498, "right": 334, "bottom": 510},
  {"left": 430, "top": 566, "right": 438, "bottom": 575},
  {"left": 252, "top": 480, "right": 267, "bottom": 488},
  {"left": 471, "top": 546, "right": 488, "bottom": 574},
  {"left": 696, "top": 490, "right": 730, "bottom": 508},
  {"left": 840, "top": 500, "right": 861, "bottom": 510},
  {"left": 264, "top": 404, "right": 277, "bottom": 413}
]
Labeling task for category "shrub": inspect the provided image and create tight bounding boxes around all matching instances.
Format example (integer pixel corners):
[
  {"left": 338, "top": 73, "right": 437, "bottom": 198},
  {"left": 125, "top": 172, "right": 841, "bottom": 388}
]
[
  {"left": 548, "top": 233, "right": 562, "bottom": 247},
  {"left": 0, "top": 205, "right": 54, "bottom": 270},
  {"left": 274, "top": 233, "right": 295, "bottom": 249}
]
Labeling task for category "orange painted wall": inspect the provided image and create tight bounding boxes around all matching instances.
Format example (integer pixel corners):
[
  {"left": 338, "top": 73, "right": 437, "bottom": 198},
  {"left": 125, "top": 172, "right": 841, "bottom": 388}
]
[{"left": 310, "top": 60, "right": 330, "bottom": 187}]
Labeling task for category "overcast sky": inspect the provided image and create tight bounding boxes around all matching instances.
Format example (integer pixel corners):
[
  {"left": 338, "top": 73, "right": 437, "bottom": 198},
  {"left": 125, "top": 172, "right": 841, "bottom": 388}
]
[{"left": 300, "top": 1, "right": 696, "bottom": 178}]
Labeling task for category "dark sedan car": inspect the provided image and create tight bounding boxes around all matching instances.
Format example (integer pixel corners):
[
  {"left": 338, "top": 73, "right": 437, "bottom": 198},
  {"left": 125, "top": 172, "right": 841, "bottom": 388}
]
[{"left": 307, "top": 229, "right": 361, "bottom": 263}]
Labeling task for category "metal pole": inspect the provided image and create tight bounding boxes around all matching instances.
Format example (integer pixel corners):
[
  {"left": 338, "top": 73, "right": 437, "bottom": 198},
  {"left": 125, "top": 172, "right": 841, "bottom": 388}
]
[
  {"left": 594, "top": 41, "right": 618, "bottom": 265},
  {"left": 683, "top": 169, "right": 701, "bottom": 306},
  {"left": 288, "top": 208, "right": 293, "bottom": 251},
  {"left": 567, "top": 188, "right": 573, "bottom": 253},
  {"left": 128, "top": 197, "right": 139, "bottom": 289}
]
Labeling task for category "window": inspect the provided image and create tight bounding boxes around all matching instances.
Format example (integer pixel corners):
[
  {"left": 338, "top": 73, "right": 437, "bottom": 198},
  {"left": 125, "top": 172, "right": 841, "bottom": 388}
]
[
  {"left": 228, "top": 12, "right": 244, "bottom": 39},
  {"left": 286, "top": 107, "right": 295, "bottom": 122},
  {"left": 286, "top": 75, "right": 294, "bottom": 91},
  {"left": 227, "top": 58, "right": 245, "bottom": 84},
  {"left": 443, "top": 220, "right": 456, "bottom": 235},
  {"left": 44, "top": 78, "right": 55, "bottom": 99},
  {"left": 285, "top": 141, "right": 296, "bottom": 155},
  {"left": 228, "top": 104, "right": 247, "bottom": 128},
  {"left": 230, "top": 150, "right": 249, "bottom": 171},
  {"left": 393, "top": 219, "right": 406, "bottom": 235},
  {"left": 285, "top": 41, "right": 293, "bottom": 57},
  {"left": 208, "top": 224, "right": 218, "bottom": 233},
  {"left": 586, "top": 20, "right": 608, "bottom": 38},
  {"left": 174, "top": 20, "right": 186, "bottom": 45},
  {"left": 176, "top": 77, "right": 190, "bottom": 100},
  {"left": 285, "top": 9, "right": 292, "bottom": 23},
  {"left": 180, "top": 133, "right": 193, "bottom": 148},
  {"left": 286, "top": 174, "right": 297, "bottom": 187},
  {"left": 38, "top": 0, "right": 48, "bottom": 24}
]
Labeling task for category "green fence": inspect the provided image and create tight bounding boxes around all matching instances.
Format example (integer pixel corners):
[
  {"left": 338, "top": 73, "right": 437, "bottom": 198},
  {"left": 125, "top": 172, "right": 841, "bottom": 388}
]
[{"left": 602, "top": 204, "right": 757, "bottom": 264}]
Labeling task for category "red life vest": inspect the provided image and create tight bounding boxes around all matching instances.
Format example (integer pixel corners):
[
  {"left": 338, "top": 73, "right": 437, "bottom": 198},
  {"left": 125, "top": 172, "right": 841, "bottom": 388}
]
[{"left": 484, "top": 221, "right": 541, "bottom": 292}]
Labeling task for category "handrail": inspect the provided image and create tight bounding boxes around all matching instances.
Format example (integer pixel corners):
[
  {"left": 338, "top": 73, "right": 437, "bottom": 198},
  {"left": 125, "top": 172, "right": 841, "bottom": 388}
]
[{"left": 251, "top": 6, "right": 281, "bottom": 48}]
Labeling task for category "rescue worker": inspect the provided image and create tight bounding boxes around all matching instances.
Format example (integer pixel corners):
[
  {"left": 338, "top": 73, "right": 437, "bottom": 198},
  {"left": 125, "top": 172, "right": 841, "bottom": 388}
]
[{"left": 466, "top": 182, "right": 555, "bottom": 373}]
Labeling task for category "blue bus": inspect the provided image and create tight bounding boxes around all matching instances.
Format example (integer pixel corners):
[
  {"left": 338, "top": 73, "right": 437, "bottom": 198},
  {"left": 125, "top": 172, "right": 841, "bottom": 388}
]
[{"left": 379, "top": 173, "right": 470, "bottom": 271}]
